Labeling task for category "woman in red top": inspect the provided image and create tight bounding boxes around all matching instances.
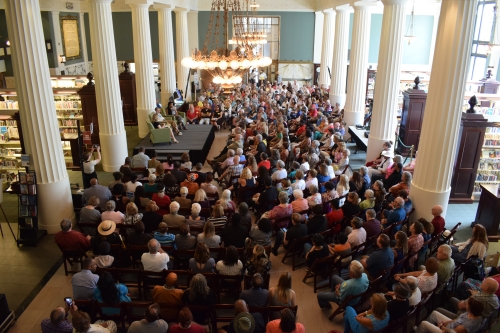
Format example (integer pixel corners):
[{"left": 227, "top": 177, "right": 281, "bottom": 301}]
[
  {"left": 258, "top": 152, "right": 271, "bottom": 170},
  {"left": 326, "top": 198, "right": 344, "bottom": 233},
  {"left": 266, "top": 308, "right": 305, "bottom": 333},
  {"left": 186, "top": 102, "right": 199, "bottom": 124},
  {"left": 151, "top": 183, "right": 171, "bottom": 216}
]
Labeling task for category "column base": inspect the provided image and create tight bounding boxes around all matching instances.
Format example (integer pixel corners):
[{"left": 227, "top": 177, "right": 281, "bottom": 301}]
[
  {"left": 366, "top": 135, "right": 387, "bottom": 162},
  {"left": 409, "top": 182, "right": 451, "bottom": 223},
  {"left": 37, "top": 175, "right": 75, "bottom": 234},
  {"left": 343, "top": 110, "right": 365, "bottom": 128},
  {"left": 329, "top": 94, "right": 346, "bottom": 109},
  {"left": 137, "top": 107, "right": 155, "bottom": 138},
  {"left": 100, "top": 130, "right": 128, "bottom": 172}
]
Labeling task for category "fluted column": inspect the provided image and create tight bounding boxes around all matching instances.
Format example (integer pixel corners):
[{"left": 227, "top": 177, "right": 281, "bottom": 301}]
[
  {"left": 87, "top": 0, "right": 128, "bottom": 171},
  {"left": 5, "top": 0, "right": 74, "bottom": 233},
  {"left": 329, "top": 7, "right": 350, "bottom": 108},
  {"left": 410, "top": 0, "right": 478, "bottom": 220},
  {"left": 319, "top": 9, "right": 336, "bottom": 88},
  {"left": 175, "top": 8, "right": 191, "bottom": 101},
  {"left": 79, "top": 12, "right": 89, "bottom": 74},
  {"left": 343, "top": 2, "right": 374, "bottom": 127},
  {"left": 156, "top": 4, "right": 176, "bottom": 108},
  {"left": 128, "top": 0, "right": 156, "bottom": 138},
  {"left": 366, "top": 0, "right": 409, "bottom": 161}
]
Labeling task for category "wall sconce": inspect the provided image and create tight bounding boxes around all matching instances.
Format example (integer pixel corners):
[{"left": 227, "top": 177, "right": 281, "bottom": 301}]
[{"left": 60, "top": 55, "right": 66, "bottom": 64}]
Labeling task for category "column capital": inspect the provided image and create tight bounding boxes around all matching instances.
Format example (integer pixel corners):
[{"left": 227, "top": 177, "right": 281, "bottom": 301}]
[
  {"left": 335, "top": 5, "right": 352, "bottom": 12},
  {"left": 352, "top": 1, "right": 378, "bottom": 8},
  {"left": 125, "top": 0, "right": 152, "bottom": 7},
  {"left": 86, "top": 0, "right": 113, "bottom": 4},
  {"left": 154, "top": 4, "right": 173, "bottom": 10},
  {"left": 323, "top": 8, "right": 335, "bottom": 14},
  {"left": 173, "top": 7, "right": 189, "bottom": 13},
  {"left": 381, "top": 0, "right": 411, "bottom": 5}
]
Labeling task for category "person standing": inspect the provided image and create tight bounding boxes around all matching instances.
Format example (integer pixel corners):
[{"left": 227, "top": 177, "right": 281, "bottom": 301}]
[{"left": 82, "top": 146, "right": 101, "bottom": 188}]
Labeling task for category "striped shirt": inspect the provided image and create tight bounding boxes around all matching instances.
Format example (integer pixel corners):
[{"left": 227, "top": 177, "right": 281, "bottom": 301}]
[{"left": 207, "top": 216, "right": 228, "bottom": 229}]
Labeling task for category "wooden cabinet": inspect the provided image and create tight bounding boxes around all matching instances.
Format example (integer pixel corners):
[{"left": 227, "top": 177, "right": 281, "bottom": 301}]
[
  {"left": 119, "top": 68, "right": 138, "bottom": 125},
  {"left": 77, "top": 80, "right": 100, "bottom": 145},
  {"left": 398, "top": 84, "right": 427, "bottom": 155},
  {"left": 449, "top": 113, "right": 489, "bottom": 203}
]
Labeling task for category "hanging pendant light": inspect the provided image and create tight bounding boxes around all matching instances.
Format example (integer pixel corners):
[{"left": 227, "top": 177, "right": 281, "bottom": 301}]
[
  {"left": 404, "top": 1, "right": 416, "bottom": 45},
  {"left": 486, "top": 1, "right": 500, "bottom": 56}
]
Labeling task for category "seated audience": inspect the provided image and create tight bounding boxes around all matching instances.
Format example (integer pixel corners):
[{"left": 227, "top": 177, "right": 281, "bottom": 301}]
[
  {"left": 55, "top": 219, "right": 91, "bottom": 252},
  {"left": 187, "top": 203, "right": 205, "bottom": 229},
  {"left": 141, "top": 239, "right": 169, "bottom": 272},
  {"left": 71, "top": 310, "right": 116, "bottom": 333},
  {"left": 361, "top": 234, "right": 394, "bottom": 280},
  {"left": 317, "top": 260, "right": 369, "bottom": 309},
  {"left": 216, "top": 245, "right": 243, "bottom": 275},
  {"left": 79, "top": 196, "right": 102, "bottom": 226},
  {"left": 101, "top": 201, "right": 124, "bottom": 225},
  {"left": 174, "top": 186, "right": 192, "bottom": 209},
  {"left": 246, "top": 244, "right": 272, "bottom": 275},
  {"left": 189, "top": 243, "right": 215, "bottom": 273},
  {"left": 193, "top": 189, "right": 210, "bottom": 209},
  {"left": 93, "top": 271, "right": 130, "bottom": 315},
  {"left": 240, "top": 273, "right": 269, "bottom": 308},
  {"left": 124, "top": 202, "right": 143, "bottom": 225},
  {"left": 272, "top": 213, "right": 308, "bottom": 256},
  {"left": 163, "top": 201, "right": 186, "bottom": 228},
  {"left": 343, "top": 294, "right": 390, "bottom": 333},
  {"left": 181, "top": 274, "right": 216, "bottom": 327},
  {"left": 452, "top": 277, "right": 499, "bottom": 318},
  {"left": 408, "top": 221, "right": 425, "bottom": 268},
  {"left": 41, "top": 305, "right": 76, "bottom": 333},
  {"left": 142, "top": 201, "right": 163, "bottom": 233},
  {"left": 291, "top": 189, "right": 309, "bottom": 213},
  {"left": 346, "top": 217, "right": 367, "bottom": 248},
  {"left": 207, "top": 204, "right": 229, "bottom": 229},
  {"left": 90, "top": 220, "right": 121, "bottom": 254},
  {"left": 127, "top": 303, "right": 168, "bottom": 333},
  {"left": 359, "top": 189, "right": 375, "bottom": 211},
  {"left": 363, "top": 209, "right": 381, "bottom": 239},
  {"left": 306, "top": 204, "right": 327, "bottom": 234},
  {"left": 152, "top": 273, "right": 184, "bottom": 322},
  {"left": 269, "top": 272, "right": 297, "bottom": 319},
  {"left": 266, "top": 308, "right": 305, "bottom": 333},
  {"left": 248, "top": 218, "right": 272, "bottom": 247},
  {"left": 264, "top": 191, "right": 293, "bottom": 226},
  {"left": 394, "top": 257, "right": 439, "bottom": 293},
  {"left": 306, "top": 184, "right": 322, "bottom": 207},
  {"left": 341, "top": 192, "right": 360, "bottom": 218},
  {"left": 153, "top": 222, "right": 175, "bottom": 247},
  {"left": 451, "top": 224, "right": 488, "bottom": 264},
  {"left": 218, "top": 300, "right": 265, "bottom": 333},
  {"left": 180, "top": 173, "right": 199, "bottom": 195},
  {"left": 127, "top": 221, "right": 152, "bottom": 245},
  {"left": 386, "top": 281, "right": 411, "bottom": 322},
  {"left": 431, "top": 205, "right": 445, "bottom": 236},
  {"left": 197, "top": 221, "right": 221, "bottom": 248},
  {"left": 221, "top": 213, "right": 248, "bottom": 248},
  {"left": 436, "top": 244, "right": 455, "bottom": 286},
  {"left": 175, "top": 224, "right": 197, "bottom": 250},
  {"left": 72, "top": 258, "right": 99, "bottom": 300},
  {"left": 304, "top": 233, "right": 330, "bottom": 269}
]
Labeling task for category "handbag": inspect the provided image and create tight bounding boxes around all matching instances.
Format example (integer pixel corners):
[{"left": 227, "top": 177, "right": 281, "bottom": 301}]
[{"left": 463, "top": 257, "right": 485, "bottom": 281}]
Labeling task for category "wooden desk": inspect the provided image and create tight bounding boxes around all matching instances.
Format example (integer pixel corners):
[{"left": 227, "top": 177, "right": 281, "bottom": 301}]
[
  {"left": 348, "top": 126, "right": 368, "bottom": 153},
  {"left": 475, "top": 185, "right": 500, "bottom": 241}
]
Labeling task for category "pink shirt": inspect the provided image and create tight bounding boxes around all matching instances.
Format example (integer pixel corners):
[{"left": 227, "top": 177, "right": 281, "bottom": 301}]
[
  {"left": 291, "top": 198, "right": 309, "bottom": 213},
  {"left": 266, "top": 320, "right": 305, "bottom": 333}
]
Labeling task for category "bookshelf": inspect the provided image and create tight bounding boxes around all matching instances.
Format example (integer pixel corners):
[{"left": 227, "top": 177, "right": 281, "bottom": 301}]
[{"left": 17, "top": 171, "right": 46, "bottom": 246}]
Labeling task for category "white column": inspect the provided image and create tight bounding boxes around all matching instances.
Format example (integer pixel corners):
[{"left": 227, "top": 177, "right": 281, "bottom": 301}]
[
  {"left": 5, "top": 0, "right": 74, "bottom": 234},
  {"left": 343, "top": 2, "right": 374, "bottom": 127},
  {"left": 319, "top": 9, "right": 336, "bottom": 88},
  {"left": 156, "top": 4, "right": 176, "bottom": 108},
  {"left": 51, "top": 11, "right": 65, "bottom": 75},
  {"left": 329, "top": 7, "right": 350, "bottom": 108},
  {"left": 313, "top": 12, "right": 324, "bottom": 64},
  {"left": 366, "top": 0, "right": 409, "bottom": 161},
  {"left": 79, "top": 12, "right": 89, "bottom": 74},
  {"left": 187, "top": 10, "right": 199, "bottom": 99},
  {"left": 175, "top": 8, "right": 192, "bottom": 101},
  {"left": 410, "top": 0, "right": 478, "bottom": 220},
  {"left": 87, "top": 0, "right": 128, "bottom": 171},
  {"left": 128, "top": 0, "right": 156, "bottom": 138}
]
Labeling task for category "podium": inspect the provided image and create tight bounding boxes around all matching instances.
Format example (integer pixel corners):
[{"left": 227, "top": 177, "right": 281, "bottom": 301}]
[{"left": 475, "top": 185, "right": 500, "bottom": 241}]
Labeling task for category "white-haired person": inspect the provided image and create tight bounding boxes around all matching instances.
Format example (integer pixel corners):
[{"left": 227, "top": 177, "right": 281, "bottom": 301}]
[
  {"left": 216, "top": 189, "right": 236, "bottom": 212},
  {"left": 271, "top": 160, "right": 287, "bottom": 188},
  {"left": 187, "top": 203, "right": 205, "bottom": 229},
  {"left": 162, "top": 201, "right": 186, "bottom": 228},
  {"left": 290, "top": 170, "right": 305, "bottom": 191},
  {"left": 317, "top": 260, "right": 369, "bottom": 309},
  {"left": 236, "top": 148, "right": 246, "bottom": 163},
  {"left": 101, "top": 201, "right": 124, "bottom": 225},
  {"left": 174, "top": 186, "right": 192, "bottom": 209},
  {"left": 306, "top": 184, "right": 322, "bottom": 207},
  {"left": 291, "top": 189, "right": 308, "bottom": 214}
]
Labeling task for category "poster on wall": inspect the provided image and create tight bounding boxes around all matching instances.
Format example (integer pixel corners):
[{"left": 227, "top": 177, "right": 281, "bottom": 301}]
[{"left": 60, "top": 15, "right": 81, "bottom": 60}]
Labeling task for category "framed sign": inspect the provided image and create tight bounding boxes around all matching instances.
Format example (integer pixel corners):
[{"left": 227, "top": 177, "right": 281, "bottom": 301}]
[{"left": 60, "top": 15, "right": 81, "bottom": 60}]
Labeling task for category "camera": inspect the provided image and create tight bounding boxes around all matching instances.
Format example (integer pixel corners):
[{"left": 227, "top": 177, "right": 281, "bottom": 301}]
[
  {"left": 64, "top": 297, "right": 73, "bottom": 307},
  {"left": 93, "top": 145, "right": 99, "bottom": 148}
]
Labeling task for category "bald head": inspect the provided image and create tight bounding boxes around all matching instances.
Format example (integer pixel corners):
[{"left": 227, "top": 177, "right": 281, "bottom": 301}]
[
  {"left": 90, "top": 178, "right": 98, "bottom": 186},
  {"left": 50, "top": 307, "right": 66, "bottom": 325},
  {"left": 165, "top": 273, "right": 177, "bottom": 287},
  {"left": 481, "top": 278, "right": 499, "bottom": 294},
  {"left": 233, "top": 155, "right": 240, "bottom": 164},
  {"left": 432, "top": 205, "right": 443, "bottom": 216},
  {"left": 234, "top": 300, "right": 248, "bottom": 314}
]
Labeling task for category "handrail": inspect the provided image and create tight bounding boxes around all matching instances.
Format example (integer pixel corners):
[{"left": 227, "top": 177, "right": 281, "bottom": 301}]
[{"left": 396, "top": 135, "right": 414, "bottom": 165}]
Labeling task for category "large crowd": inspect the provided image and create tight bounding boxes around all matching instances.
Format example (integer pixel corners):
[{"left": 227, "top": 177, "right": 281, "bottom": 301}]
[{"left": 45, "top": 79, "right": 500, "bottom": 333}]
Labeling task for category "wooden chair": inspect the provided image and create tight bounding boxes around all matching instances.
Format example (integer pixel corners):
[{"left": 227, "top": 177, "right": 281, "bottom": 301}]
[
  {"left": 93, "top": 301, "right": 126, "bottom": 331},
  {"left": 141, "top": 269, "right": 168, "bottom": 299},
  {"left": 328, "top": 288, "right": 370, "bottom": 320},
  {"left": 127, "top": 244, "right": 149, "bottom": 268},
  {"left": 76, "top": 222, "right": 98, "bottom": 236},
  {"left": 215, "top": 273, "right": 243, "bottom": 302},
  {"left": 96, "top": 267, "right": 143, "bottom": 300},
  {"left": 173, "top": 249, "right": 195, "bottom": 270},
  {"left": 281, "top": 235, "right": 310, "bottom": 271},
  {"left": 432, "top": 222, "right": 461, "bottom": 254},
  {"left": 302, "top": 254, "right": 336, "bottom": 293},
  {"left": 124, "top": 301, "right": 154, "bottom": 326},
  {"left": 213, "top": 303, "right": 237, "bottom": 331},
  {"left": 206, "top": 192, "right": 220, "bottom": 204},
  {"left": 57, "top": 245, "right": 88, "bottom": 276}
]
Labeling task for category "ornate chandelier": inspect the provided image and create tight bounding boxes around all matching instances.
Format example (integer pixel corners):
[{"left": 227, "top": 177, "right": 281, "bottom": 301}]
[
  {"left": 230, "top": 0, "right": 268, "bottom": 47},
  {"left": 485, "top": 1, "right": 500, "bottom": 56},
  {"left": 181, "top": 0, "right": 272, "bottom": 85},
  {"left": 404, "top": 1, "right": 416, "bottom": 45}
]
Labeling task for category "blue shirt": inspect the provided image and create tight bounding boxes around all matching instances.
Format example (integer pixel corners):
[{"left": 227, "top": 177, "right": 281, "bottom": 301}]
[
  {"left": 317, "top": 174, "right": 331, "bottom": 193},
  {"left": 366, "top": 247, "right": 394, "bottom": 278},
  {"left": 403, "top": 199, "right": 413, "bottom": 213},
  {"left": 72, "top": 269, "right": 99, "bottom": 300},
  {"left": 386, "top": 207, "right": 406, "bottom": 231},
  {"left": 154, "top": 232, "right": 176, "bottom": 249},
  {"left": 94, "top": 283, "right": 131, "bottom": 314},
  {"left": 340, "top": 273, "right": 369, "bottom": 305}
]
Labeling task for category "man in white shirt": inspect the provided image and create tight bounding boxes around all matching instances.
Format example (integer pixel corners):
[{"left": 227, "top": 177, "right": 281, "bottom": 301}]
[
  {"left": 141, "top": 239, "right": 169, "bottom": 272},
  {"left": 346, "top": 217, "right": 367, "bottom": 248},
  {"left": 131, "top": 146, "right": 150, "bottom": 168},
  {"left": 271, "top": 160, "right": 287, "bottom": 188},
  {"left": 299, "top": 157, "right": 310, "bottom": 173}
]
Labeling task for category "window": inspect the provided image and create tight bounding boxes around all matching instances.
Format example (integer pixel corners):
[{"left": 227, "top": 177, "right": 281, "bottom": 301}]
[{"left": 470, "top": 1, "right": 497, "bottom": 80}]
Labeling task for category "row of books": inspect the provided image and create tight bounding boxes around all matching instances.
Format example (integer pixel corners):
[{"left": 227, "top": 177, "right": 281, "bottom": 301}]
[
  {"left": 20, "top": 195, "right": 36, "bottom": 206},
  {"left": 0, "top": 100, "right": 18, "bottom": 109},
  {"left": 20, "top": 205, "right": 37, "bottom": 217},
  {"left": 54, "top": 100, "right": 81, "bottom": 109},
  {"left": 0, "top": 120, "right": 17, "bottom": 127},
  {"left": 0, "top": 148, "right": 21, "bottom": 157},
  {"left": 0, "top": 159, "right": 20, "bottom": 168},
  {"left": 60, "top": 119, "right": 79, "bottom": 127}
]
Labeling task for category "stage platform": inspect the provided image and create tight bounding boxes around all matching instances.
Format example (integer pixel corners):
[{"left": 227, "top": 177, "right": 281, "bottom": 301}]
[{"left": 133, "top": 124, "right": 215, "bottom": 165}]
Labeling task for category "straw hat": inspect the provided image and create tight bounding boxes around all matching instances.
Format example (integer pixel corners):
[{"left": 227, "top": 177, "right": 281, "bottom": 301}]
[
  {"left": 97, "top": 220, "right": 116, "bottom": 236},
  {"left": 233, "top": 312, "right": 255, "bottom": 333}
]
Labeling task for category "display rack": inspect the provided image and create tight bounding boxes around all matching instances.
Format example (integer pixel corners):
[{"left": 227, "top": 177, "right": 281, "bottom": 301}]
[
  {"left": 473, "top": 126, "right": 500, "bottom": 198},
  {"left": 17, "top": 170, "right": 46, "bottom": 246},
  {"left": 0, "top": 113, "right": 23, "bottom": 190}
]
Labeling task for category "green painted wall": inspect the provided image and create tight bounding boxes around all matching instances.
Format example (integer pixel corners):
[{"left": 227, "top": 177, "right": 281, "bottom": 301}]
[
  {"left": 348, "top": 13, "right": 434, "bottom": 65},
  {"left": 198, "top": 11, "right": 315, "bottom": 62},
  {"left": 57, "top": 12, "right": 83, "bottom": 67},
  {"left": 84, "top": 13, "right": 92, "bottom": 62}
]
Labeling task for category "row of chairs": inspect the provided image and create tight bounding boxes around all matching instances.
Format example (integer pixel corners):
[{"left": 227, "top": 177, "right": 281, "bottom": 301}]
[
  {"left": 94, "top": 266, "right": 271, "bottom": 303},
  {"left": 74, "top": 299, "right": 297, "bottom": 333}
]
